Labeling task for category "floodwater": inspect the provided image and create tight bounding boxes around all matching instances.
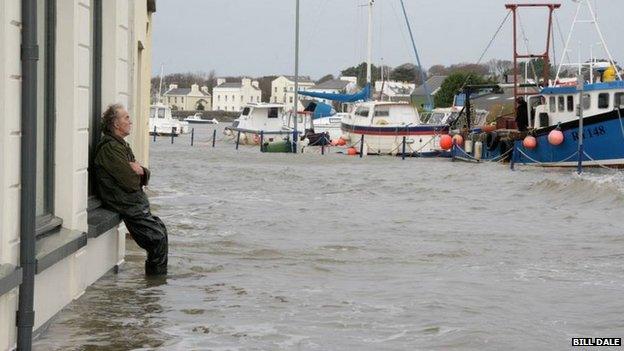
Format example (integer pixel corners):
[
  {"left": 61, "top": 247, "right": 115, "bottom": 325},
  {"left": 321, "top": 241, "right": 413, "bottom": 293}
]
[{"left": 35, "top": 125, "right": 624, "bottom": 350}]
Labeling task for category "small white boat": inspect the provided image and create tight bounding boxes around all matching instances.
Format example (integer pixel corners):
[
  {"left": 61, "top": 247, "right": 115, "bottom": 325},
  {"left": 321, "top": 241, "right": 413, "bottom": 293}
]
[
  {"left": 340, "top": 101, "right": 449, "bottom": 155},
  {"left": 184, "top": 113, "right": 219, "bottom": 124},
  {"left": 313, "top": 112, "right": 348, "bottom": 141},
  {"left": 224, "top": 103, "right": 301, "bottom": 145},
  {"left": 149, "top": 103, "right": 186, "bottom": 136}
]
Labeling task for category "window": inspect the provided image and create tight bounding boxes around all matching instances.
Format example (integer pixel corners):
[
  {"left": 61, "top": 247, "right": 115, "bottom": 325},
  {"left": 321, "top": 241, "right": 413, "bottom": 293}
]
[
  {"left": 225, "top": 96, "right": 228, "bottom": 102},
  {"left": 174, "top": 97, "right": 177, "bottom": 103},
  {"left": 157, "top": 108, "right": 165, "bottom": 118},
  {"left": 218, "top": 95, "right": 220, "bottom": 102},
  {"left": 558, "top": 96, "right": 565, "bottom": 112},
  {"left": 598, "top": 93, "right": 610, "bottom": 109},
  {"left": 36, "top": 0, "right": 56, "bottom": 218},
  {"left": 615, "top": 93, "right": 624, "bottom": 108},
  {"left": 240, "top": 96, "right": 243, "bottom": 102},
  {"left": 268, "top": 107, "right": 279, "bottom": 118},
  {"left": 181, "top": 97, "right": 184, "bottom": 103},
  {"left": 250, "top": 96, "right": 253, "bottom": 102},
  {"left": 274, "top": 87, "right": 277, "bottom": 93},
  {"left": 232, "top": 95, "right": 235, "bottom": 101},
  {"left": 567, "top": 96, "right": 574, "bottom": 112},
  {"left": 549, "top": 96, "right": 556, "bottom": 113},
  {"left": 283, "top": 87, "right": 287, "bottom": 92},
  {"left": 374, "top": 109, "right": 390, "bottom": 117},
  {"left": 355, "top": 107, "right": 370, "bottom": 117},
  {"left": 583, "top": 94, "right": 591, "bottom": 110},
  {"left": 242, "top": 107, "right": 251, "bottom": 116},
  {"left": 289, "top": 97, "right": 293, "bottom": 103},
  {"left": 256, "top": 96, "right": 260, "bottom": 102}
]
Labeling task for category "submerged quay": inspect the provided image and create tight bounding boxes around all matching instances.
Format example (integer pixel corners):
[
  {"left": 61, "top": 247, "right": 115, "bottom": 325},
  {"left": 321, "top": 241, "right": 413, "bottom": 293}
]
[{"left": 33, "top": 125, "right": 624, "bottom": 350}]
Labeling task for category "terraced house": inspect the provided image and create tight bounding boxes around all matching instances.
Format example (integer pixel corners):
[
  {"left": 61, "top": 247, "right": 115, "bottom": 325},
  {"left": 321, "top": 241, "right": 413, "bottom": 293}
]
[{"left": 0, "top": 0, "right": 155, "bottom": 349}]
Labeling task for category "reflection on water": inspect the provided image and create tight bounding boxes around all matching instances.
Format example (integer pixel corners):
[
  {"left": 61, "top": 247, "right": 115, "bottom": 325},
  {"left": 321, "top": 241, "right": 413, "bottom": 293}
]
[{"left": 34, "top": 125, "right": 624, "bottom": 350}]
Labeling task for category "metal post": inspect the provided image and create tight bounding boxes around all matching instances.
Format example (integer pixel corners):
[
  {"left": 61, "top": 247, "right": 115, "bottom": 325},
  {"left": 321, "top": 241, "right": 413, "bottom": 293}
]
[
  {"left": 292, "top": 131, "right": 298, "bottom": 153},
  {"left": 190, "top": 128, "right": 194, "bottom": 146},
  {"left": 359, "top": 134, "right": 365, "bottom": 158},
  {"left": 171, "top": 127, "right": 175, "bottom": 144},
  {"left": 212, "top": 129, "right": 217, "bottom": 148},
  {"left": 402, "top": 136, "right": 407, "bottom": 160},
  {"left": 153, "top": 125, "right": 157, "bottom": 142},
  {"left": 236, "top": 130, "right": 241, "bottom": 150},
  {"left": 259, "top": 131, "right": 264, "bottom": 152},
  {"left": 577, "top": 75, "right": 584, "bottom": 174},
  {"left": 510, "top": 143, "right": 516, "bottom": 170}
]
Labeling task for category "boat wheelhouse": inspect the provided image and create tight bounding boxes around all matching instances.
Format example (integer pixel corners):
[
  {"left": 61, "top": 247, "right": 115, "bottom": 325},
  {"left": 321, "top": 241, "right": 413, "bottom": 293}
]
[
  {"left": 149, "top": 103, "right": 186, "bottom": 136},
  {"left": 340, "top": 101, "right": 449, "bottom": 155},
  {"left": 224, "top": 103, "right": 304, "bottom": 145}
]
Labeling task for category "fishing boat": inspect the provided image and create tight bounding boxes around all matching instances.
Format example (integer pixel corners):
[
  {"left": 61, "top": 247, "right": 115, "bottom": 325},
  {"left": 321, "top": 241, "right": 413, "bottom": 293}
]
[
  {"left": 223, "top": 103, "right": 305, "bottom": 145},
  {"left": 452, "top": 0, "right": 624, "bottom": 168},
  {"left": 184, "top": 113, "right": 219, "bottom": 124}
]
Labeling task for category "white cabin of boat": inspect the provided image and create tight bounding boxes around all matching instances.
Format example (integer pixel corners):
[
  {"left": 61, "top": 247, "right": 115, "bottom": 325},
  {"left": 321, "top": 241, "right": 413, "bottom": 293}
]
[
  {"left": 231, "top": 103, "right": 287, "bottom": 132},
  {"left": 344, "top": 101, "right": 421, "bottom": 126}
]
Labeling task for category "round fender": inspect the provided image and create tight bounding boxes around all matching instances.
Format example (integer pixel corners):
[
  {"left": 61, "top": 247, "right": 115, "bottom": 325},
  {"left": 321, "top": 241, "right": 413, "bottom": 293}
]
[{"left": 485, "top": 131, "right": 499, "bottom": 151}]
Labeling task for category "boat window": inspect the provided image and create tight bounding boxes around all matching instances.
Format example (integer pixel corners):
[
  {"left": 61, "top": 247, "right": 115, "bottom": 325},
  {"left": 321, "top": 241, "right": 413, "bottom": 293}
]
[
  {"left": 374, "top": 109, "right": 390, "bottom": 117},
  {"left": 150, "top": 107, "right": 156, "bottom": 119},
  {"left": 354, "top": 107, "right": 369, "bottom": 117},
  {"left": 329, "top": 118, "right": 342, "bottom": 124},
  {"left": 428, "top": 112, "right": 447, "bottom": 124},
  {"left": 157, "top": 108, "right": 165, "bottom": 119},
  {"left": 558, "top": 96, "right": 565, "bottom": 112},
  {"left": 549, "top": 96, "right": 556, "bottom": 113},
  {"left": 268, "top": 107, "right": 279, "bottom": 118},
  {"left": 598, "top": 93, "right": 610, "bottom": 109},
  {"left": 615, "top": 93, "right": 624, "bottom": 108},
  {"left": 567, "top": 96, "right": 574, "bottom": 112},
  {"left": 242, "top": 107, "right": 251, "bottom": 116},
  {"left": 583, "top": 94, "right": 591, "bottom": 110}
]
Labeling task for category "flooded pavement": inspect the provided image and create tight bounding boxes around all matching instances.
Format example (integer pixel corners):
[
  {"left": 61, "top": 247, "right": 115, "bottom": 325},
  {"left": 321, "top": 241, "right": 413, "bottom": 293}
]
[{"left": 34, "top": 125, "right": 624, "bottom": 350}]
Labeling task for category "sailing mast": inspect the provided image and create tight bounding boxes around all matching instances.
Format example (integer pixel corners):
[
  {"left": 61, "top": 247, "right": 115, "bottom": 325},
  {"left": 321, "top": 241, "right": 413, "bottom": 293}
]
[
  {"left": 366, "top": 0, "right": 374, "bottom": 87},
  {"left": 158, "top": 64, "right": 164, "bottom": 103},
  {"left": 294, "top": 0, "right": 300, "bottom": 135}
]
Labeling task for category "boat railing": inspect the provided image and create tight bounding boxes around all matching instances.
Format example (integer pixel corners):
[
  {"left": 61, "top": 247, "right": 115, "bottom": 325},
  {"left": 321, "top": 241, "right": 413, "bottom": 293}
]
[{"left": 223, "top": 126, "right": 294, "bottom": 135}]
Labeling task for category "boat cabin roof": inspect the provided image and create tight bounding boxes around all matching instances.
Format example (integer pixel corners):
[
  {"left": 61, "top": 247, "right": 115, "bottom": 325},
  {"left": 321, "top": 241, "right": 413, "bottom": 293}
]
[
  {"left": 541, "top": 80, "right": 624, "bottom": 95},
  {"left": 246, "top": 103, "right": 285, "bottom": 109}
]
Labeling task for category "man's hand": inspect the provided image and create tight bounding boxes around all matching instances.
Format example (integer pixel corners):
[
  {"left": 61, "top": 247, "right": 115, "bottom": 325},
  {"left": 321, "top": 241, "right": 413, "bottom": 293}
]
[{"left": 129, "top": 162, "right": 145, "bottom": 176}]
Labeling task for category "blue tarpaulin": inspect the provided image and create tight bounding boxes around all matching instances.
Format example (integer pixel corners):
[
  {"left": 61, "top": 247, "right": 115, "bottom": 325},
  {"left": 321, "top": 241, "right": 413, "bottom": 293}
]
[
  {"left": 298, "top": 84, "right": 371, "bottom": 103},
  {"left": 303, "top": 101, "right": 335, "bottom": 119}
]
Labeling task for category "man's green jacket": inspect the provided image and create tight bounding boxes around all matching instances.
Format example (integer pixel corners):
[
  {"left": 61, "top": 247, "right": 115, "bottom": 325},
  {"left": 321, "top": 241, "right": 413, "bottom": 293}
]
[{"left": 94, "top": 133, "right": 151, "bottom": 217}]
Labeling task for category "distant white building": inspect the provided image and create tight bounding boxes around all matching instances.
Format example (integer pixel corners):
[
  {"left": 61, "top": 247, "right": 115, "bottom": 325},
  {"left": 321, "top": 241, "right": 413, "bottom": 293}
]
[
  {"left": 270, "top": 75, "right": 315, "bottom": 111},
  {"left": 163, "top": 83, "right": 211, "bottom": 111},
  {"left": 306, "top": 77, "right": 358, "bottom": 105},
  {"left": 374, "top": 80, "right": 416, "bottom": 99},
  {"left": 212, "top": 78, "right": 261, "bottom": 112}
]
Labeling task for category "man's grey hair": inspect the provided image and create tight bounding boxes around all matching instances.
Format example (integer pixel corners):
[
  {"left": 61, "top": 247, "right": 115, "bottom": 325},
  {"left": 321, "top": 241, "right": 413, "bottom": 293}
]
[{"left": 101, "top": 103, "right": 125, "bottom": 134}]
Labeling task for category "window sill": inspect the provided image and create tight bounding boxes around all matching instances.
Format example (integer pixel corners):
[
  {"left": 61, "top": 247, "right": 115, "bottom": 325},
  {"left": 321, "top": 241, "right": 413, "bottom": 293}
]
[
  {"left": 35, "top": 228, "right": 87, "bottom": 274},
  {"left": 0, "top": 265, "right": 22, "bottom": 297},
  {"left": 87, "top": 205, "right": 121, "bottom": 239}
]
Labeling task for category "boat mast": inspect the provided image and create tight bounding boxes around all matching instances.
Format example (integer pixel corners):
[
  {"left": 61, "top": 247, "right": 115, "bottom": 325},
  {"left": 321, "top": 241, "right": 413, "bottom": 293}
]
[
  {"left": 294, "top": 0, "right": 301, "bottom": 134},
  {"left": 158, "top": 63, "right": 164, "bottom": 103},
  {"left": 366, "top": 0, "right": 373, "bottom": 86}
]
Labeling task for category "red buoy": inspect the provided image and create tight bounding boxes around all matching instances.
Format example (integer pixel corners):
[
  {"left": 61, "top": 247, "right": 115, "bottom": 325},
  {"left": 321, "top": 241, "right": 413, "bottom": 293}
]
[
  {"left": 439, "top": 135, "right": 453, "bottom": 150},
  {"left": 548, "top": 130, "right": 564, "bottom": 146},
  {"left": 452, "top": 134, "right": 464, "bottom": 147},
  {"left": 346, "top": 147, "right": 358, "bottom": 156},
  {"left": 482, "top": 125, "right": 496, "bottom": 133},
  {"left": 522, "top": 135, "right": 537, "bottom": 149},
  {"left": 336, "top": 138, "right": 347, "bottom": 146}
]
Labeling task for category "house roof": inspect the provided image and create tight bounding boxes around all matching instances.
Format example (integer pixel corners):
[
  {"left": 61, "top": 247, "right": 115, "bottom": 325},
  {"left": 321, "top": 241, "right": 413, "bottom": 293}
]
[
  {"left": 164, "top": 88, "right": 210, "bottom": 97},
  {"left": 413, "top": 76, "right": 448, "bottom": 96},
  {"left": 310, "top": 79, "right": 351, "bottom": 90},
  {"left": 282, "top": 75, "right": 314, "bottom": 84},
  {"left": 215, "top": 82, "right": 261, "bottom": 91}
]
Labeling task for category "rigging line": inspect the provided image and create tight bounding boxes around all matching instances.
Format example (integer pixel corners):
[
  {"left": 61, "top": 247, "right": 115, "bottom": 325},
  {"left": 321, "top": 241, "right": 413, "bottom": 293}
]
[
  {"left": 554, "top": 12, "right": 572, "bottom": 66},
  {"left": 389, "top": 0, "right": 414, "bottom": 65}
]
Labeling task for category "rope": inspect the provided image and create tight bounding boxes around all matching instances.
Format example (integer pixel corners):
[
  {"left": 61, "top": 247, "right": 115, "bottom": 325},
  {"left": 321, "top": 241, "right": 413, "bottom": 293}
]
[
  {"left": 453, "top": 144, "right": 513, "bottom": 163},
  {"left": 616, "top": 108, "right": 624, "bottom": 142},
  {"left": 516, "top": 148, "right": 578, "bottom": 166},
  {"left": 582, "top": 151, "right": 621, "bottom": 171}
]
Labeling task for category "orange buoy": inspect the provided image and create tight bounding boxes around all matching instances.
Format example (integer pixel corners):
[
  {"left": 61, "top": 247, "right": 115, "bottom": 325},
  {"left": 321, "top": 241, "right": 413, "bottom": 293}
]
[
  {"left": 548, "top": 130, "right": 564, "bottom": 146},
  {"left": 482, "top": 125, "right": 496, "bottom": 133},
  {"left": 336, "top": 138, "right": 347, "bottom": 146},
  {"left": 522, "top": 135, "right": 537, "bottom": 149},
  {"left": 452, "top": 134, "right": 464, "bottom": 147},
  {"left": 346, "top": 147, "right": 358, "bottom": 156},
  {"left": 439, "top": 134, "right": 453, "bottom": 150},
  {"left": 330, "top": 140, "right": 339, "bottom": 146}
]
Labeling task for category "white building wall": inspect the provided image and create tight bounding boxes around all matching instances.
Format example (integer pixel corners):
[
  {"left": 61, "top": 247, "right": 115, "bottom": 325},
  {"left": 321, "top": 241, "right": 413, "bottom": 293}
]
[
  {"left": 0, "top": 1, "right": 152, "bottom": 348},
  {"left": 0, "top": 0, "right": 22, "bottom": 348},
  {"left": 212, "top": 82, "right": 261, "bottom": 112},
  {"left": 270, "top": 76, "right": 313, "bottom": 111}
]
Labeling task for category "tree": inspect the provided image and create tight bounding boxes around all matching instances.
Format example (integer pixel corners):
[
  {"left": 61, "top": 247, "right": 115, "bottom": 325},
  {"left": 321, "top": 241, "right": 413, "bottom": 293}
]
[
  {"left": 447, "top": 63, "right": 490, "bottom": 76},
  {"left": 389, "top": 63, "right": 424, "bottom": 85},
  {"left": 518, "top": 58, "right": 556, "bottom": 82},
  {"left": 317, "top": 74, "right": 334, "bottom": 84},
  {"left": 257, "top": 75, "right": 277, "bottom": 103},
  {"left": 487, "top": 59, "right": 513, "bottom": 79},
  {"left": 434, "top": 72, "right": 493, "bottom": 107},
  {"left": 428, "top": 64, "right": 449, "bottom": 77},
  {"left": 340, "top": 62, "right": 381, "bottom": 87}
]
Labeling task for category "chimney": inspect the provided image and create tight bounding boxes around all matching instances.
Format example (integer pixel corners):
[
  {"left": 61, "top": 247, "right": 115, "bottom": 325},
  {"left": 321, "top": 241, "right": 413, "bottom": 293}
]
[
  {"left": 252, "top": 80, "right": 259, "bottom": 88},
  {"left": 217, "top": 78, "right": 226, "bottom": 86},
  {"left": 200, "top": 86, "right": 209, "bottom": 94},
  {"left": 191, "top": 84, "right": 199, "bottom": 92},
  {"left": 242, "top": 78, "right": 251, "bottom": 86},
  {"left": 168, "top": 83, "right": 178, "bottom": 90}
]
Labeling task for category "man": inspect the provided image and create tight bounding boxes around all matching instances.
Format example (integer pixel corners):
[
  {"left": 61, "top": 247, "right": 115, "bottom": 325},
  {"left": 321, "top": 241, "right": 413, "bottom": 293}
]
[
  {"left": 515, "top": 97, "right": 529, "bottom": 132},
  {"left": 94, "top": 104, "right": 168, "bottom": 275}
]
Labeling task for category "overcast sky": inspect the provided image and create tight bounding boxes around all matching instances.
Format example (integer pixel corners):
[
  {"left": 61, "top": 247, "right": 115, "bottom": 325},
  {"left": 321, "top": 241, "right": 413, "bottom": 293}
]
[{"left": 152, "top": 0, "right": 624, "bottom": 79}]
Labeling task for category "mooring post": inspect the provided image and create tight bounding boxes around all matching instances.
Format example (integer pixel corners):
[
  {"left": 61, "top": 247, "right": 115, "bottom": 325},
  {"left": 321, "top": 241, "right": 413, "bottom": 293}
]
[
  {"left": 402, "top": 136, "right": 407, "bottom": 160},
  {"left": 236, "top": 130, "right": 241, "bottom": 150},
  {"left": 191, "top": 128, "right": 195, "bottom": 146},
  {"left": 171, "top": 127, "right": 175, "bottom": 144},
  {"left": 510, "top": 143, "right": 516, "bottom": 171},
  {"left": 153, "top": 126, "right": 157, "bottom": 142},
  {"left": 292, "top": 131, "right": 298, "bottom": 153},
  {"left": 259, "top": 131, "right": 264, "bottom": 152},
  {"left": 212, "top": 129, "right": 217, "bottom": 148},
  {"left": 359, "top": 134, "right": 365, "bottom": 158}
]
